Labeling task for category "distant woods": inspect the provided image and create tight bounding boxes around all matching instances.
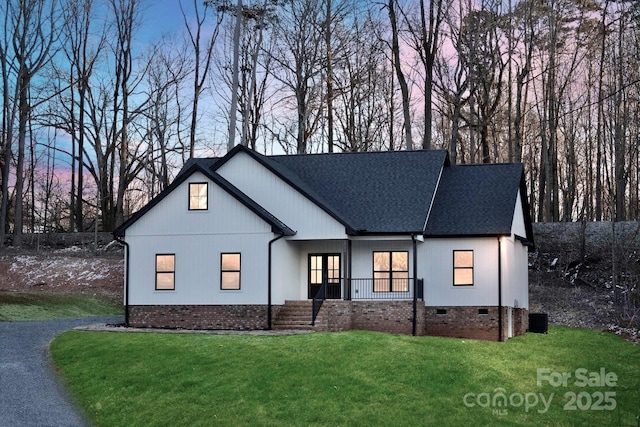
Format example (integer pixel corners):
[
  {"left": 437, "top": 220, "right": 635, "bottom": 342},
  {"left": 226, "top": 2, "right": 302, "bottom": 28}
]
[{"left": 0, "top": 0, "right": 638, "bottom": 243}]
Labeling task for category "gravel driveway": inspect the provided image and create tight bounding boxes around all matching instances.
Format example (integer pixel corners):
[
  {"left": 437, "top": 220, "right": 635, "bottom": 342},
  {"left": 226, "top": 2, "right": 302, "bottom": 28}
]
[{"left": 0, "top": 316, "right": 124, "bottom": 427}]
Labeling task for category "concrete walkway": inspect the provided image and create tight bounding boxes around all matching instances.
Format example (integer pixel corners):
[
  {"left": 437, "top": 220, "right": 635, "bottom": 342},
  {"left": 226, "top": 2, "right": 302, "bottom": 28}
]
[
  {"left": 0, "top": 316, "right": 124, "bottom": 427},
  {"left": 75, "top": 323, "right": 313, "bottom": 335}
]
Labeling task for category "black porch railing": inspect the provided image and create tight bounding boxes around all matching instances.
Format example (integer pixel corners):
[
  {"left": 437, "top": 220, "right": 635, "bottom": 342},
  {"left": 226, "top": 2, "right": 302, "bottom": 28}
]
[
  {"left": 350, "top": 278, "right": 423, "bottom": 300},
  {"left": 312, "top": 282, "right": 326, "bottom": 326}
]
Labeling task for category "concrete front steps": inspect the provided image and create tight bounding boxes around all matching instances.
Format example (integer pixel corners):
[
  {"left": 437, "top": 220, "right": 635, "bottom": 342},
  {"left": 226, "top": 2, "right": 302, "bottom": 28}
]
[{"left": 273, "top": 300, "right": 324, "bottom": 330}]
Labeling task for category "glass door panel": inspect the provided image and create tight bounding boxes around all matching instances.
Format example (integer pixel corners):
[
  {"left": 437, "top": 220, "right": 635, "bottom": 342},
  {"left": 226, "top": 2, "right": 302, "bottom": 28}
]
[{"left": 308, "top": 254, "right": 341, "bottom": 299}]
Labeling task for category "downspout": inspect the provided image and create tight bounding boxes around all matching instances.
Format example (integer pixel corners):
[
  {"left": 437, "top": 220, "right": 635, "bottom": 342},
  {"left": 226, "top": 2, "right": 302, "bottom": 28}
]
[
  {"left": 268, "top": 233, "right": 285, "bottom": 330},
  {"left": 498, "top": 237, "right": 503, "bottom": 342},
  {"left": 412, "top": 235, "right": 418, "bottom": 336},
  {"left": 115, "top": 236, "right": 130, "bottom": 326}
]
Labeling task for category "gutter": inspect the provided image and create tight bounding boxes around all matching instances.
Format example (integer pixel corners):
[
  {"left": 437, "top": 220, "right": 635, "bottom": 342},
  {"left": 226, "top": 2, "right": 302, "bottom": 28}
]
[
  {"left": 268, "top": 232, "right": 286, "bottom": 329},
  {"left": 115, "top": 235, "right": 130, "bottom": 326}
]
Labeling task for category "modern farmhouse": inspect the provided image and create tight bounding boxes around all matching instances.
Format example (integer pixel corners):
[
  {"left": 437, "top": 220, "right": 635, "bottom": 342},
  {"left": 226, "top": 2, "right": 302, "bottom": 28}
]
[{"left": 114, "top": 145, "right": 534, "bottom": 341}]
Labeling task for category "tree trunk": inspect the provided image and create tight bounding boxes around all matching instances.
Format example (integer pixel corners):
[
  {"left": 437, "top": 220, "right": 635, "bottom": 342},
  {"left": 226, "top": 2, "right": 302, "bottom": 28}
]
[
  {"left": 0, "top": 42, "right": 16, "bottom": 245},
  {"left": 449, "top": 95, "right": 461, "bottom": 164},
  {"left": 13, "top": 69, "right": 28, "bottom": 247},
  {"left": 419, "top": 0, "right": 443, "bottom": 150},
  {"left": 325, "top": 0, "right": 334, "bottom": 152},
  {"left": 228, "top": 0, "right": 243, "bottom": 152},
  {"left": 614, "top": 15, "right": 626, "bottom": 221},
  {"left": 388, "top": 0, "right": 413, "bottom": 150}
]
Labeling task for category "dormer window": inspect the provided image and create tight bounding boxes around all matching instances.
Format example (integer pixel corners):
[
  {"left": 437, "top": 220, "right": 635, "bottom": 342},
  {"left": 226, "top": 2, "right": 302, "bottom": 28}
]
[{"left": 189, "top": 183, "right": 208, "bottom": 210}]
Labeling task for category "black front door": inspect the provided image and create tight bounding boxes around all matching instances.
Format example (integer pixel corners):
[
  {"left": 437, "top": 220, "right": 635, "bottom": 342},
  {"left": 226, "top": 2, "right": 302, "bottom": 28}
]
[{"left": 308, "top": 254, "right": 341, "bottom": 299}]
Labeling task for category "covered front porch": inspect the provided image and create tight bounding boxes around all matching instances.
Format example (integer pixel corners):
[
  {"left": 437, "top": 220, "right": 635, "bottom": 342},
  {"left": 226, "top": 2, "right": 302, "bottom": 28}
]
[
  {"left": 281, "top": 238, "right": 423, "bottom": 300},
  {"left": 270, "top": 237, "right": 425, "bottom": 335}
]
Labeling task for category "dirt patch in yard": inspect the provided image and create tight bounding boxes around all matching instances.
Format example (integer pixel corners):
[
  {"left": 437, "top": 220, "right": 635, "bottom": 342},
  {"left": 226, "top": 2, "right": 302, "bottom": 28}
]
[
  {"left": 0, "top": 245, "right": 123, "bottom": 304},
  {"left": 530, "top": 222, "right": 640, "bottom": 343}
]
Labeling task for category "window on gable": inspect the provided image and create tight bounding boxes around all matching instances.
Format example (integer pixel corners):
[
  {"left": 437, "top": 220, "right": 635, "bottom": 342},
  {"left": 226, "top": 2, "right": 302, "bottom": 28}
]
[
  {"left": 189, "top": 183, "right": 208, "bottom": 210},
  {"left": 221, "top": 253, "right": 241, "bottom": 290},
  {"left": 373, "top": 251, "right": 409, "bottom": 292},
  {"left": 156, "top": 254, "right": 175, "bottom": 290},
  {"left": 453, "top": 250, "right": 474, "bottom": 286}
]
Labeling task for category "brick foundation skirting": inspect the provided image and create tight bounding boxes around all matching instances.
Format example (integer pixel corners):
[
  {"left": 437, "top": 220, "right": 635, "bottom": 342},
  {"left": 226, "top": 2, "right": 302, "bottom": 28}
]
[
  {"left": 316, "top": 300, "right": 424, "bottom": 335},
  {"left": 128, "top": 303, "right": 526, "bottom": 340},
  {"left": 424, "top": 306, "right": 529, "bottom": 341},
  {"left": 128, "top": 305, "right": 269, "bottom": 330},
  {"left": 351, "top": 301, "right": 424, "bottom": 335}
]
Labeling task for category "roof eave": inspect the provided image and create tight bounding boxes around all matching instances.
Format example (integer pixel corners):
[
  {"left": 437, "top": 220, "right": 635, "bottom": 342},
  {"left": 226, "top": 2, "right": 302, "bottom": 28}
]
[
  {"left": 113, "top": 162, "right": 204, "bottom": 238},
  {"left": 519, "top": 172, "right": 535, "bottom": 250},
  {"left": 423, "top": 232, "right": 512, "bottom": 239},
  {"left": 349, "top": 230, "right": 425, "bottom": 236},
  {"left": 113, "top": 161, "right": 295, "bottom": 239}
]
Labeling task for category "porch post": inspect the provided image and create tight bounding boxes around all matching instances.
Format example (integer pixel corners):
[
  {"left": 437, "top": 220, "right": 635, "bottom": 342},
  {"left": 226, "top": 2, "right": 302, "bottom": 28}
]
[
  {"left": 412, "top": 235, "right": 418, "bottom": 336},
  {"left": 346, "top": 239, "right": 352, "bottom": 300}
]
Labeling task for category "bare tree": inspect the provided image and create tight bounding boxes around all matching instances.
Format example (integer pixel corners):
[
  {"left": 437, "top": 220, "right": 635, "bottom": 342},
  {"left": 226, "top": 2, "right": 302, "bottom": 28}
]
[
  {"left": 227, "top": 0, "right": 243, "bottom": 151},
  {"left": 510, "top": 0, "right": 536, "bottom": 164},
  {"left": 387, "top": 0, "right": 413, "bottom": 150},
  {"left": 6, "top": 0, "right": 59, "bottom": 246},
  {"left": 333, "top": 11, "right": 390, "bottom": 152},
  {"left": 111, "top": 0, "right": 151, "bottom": 228},
  {"left": 183, "top": 0, "right": 222, "bottom": 158},
  {"left": 61, "top": 0, "right": 106, "bottom": 231},
  {"left": 142, "top": 42, "right": 189, "bottom": 196},
  {"left": 460, "top": 0, "right": 506, "bottom": 163},
  {"left": 403, "top": 0, "right": 449, "bottom": 150},
  {"left": 270, "top": 0, "right": 325, "bottom": 154},
  {"left": 238, "top": 1, "right": 278, "bottom": 150},
  {"left": 0, "top": 1, "right": 18, "bottom": 245},
  {"left": 320, "top": 0, "right": 349, "bottom": 152},
  {"left": 436, "top": 0, "right": 472, "bottom": 163}
]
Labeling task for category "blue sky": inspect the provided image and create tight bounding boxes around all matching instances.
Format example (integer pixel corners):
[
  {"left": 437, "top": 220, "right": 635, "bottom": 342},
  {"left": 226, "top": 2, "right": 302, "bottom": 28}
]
[
  {"left": 139, "top": 1, "right": 185, "bottom": 41},
  {"left": 139, "top": 0, "right": 205, "bottom": 43}
]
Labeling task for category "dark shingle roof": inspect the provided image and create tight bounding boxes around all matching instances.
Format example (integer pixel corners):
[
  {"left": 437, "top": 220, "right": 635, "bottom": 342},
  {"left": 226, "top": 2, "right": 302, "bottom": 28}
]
[
  {"left": 424, "top": 163, "right": 525, "bottom": 236},
  {"left": 117, "top": 145, "right": 533, "bottom": 244},
  {"left": 176, "top": 157, "right": 220, "bottom": 177},
  {"left": 266, "top": 150, "right": 448, "bottom": 234}
]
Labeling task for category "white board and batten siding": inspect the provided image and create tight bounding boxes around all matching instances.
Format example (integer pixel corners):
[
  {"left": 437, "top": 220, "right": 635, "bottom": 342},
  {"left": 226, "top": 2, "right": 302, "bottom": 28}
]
[
  {"left": 270, "top": 238, "right": 303, "bottom": 303},
  {"left": 421, "top": 237, "right": 500, "bottom": 307},
  {"left": 511, "top": 190, "right": 527, "bottom": 238},
  {"left": 216, "top": 151, "right": 348, "bottom": 240},
  {"left": 125, "top": 171, "right": 273, "bottom": 306},
  {"left": 421, "top": 190, "right": 530, "bottom": 308},
  {"left": 501, "top": 236, "right": 529, "bottom": 310},
  {"left": 502, "top": 189, "right": 530, "bottom": 309}
]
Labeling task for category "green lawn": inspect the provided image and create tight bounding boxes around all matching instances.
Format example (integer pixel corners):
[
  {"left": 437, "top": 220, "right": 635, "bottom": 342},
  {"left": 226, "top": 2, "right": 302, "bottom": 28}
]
[
  {"left": 50, "top": 327, "right": 639, "bottom": 426},
  {"left": 0, "top": 292, "right": 123, "bottom": 321}
]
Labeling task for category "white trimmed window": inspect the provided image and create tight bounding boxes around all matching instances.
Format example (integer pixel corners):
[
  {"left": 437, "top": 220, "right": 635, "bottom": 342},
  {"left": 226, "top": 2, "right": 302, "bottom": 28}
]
[
  {"left": 221, "top": 253, "right": 241, "bottom": 290},
  {"left": 156, "top": 254, "right": 175, "bottom": 290},
  {"left": 189, "top": 182, "right": 208, "bottom": 210},
  {"left": 453, "top": 250, "right": 474, "bottom": 286}
]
